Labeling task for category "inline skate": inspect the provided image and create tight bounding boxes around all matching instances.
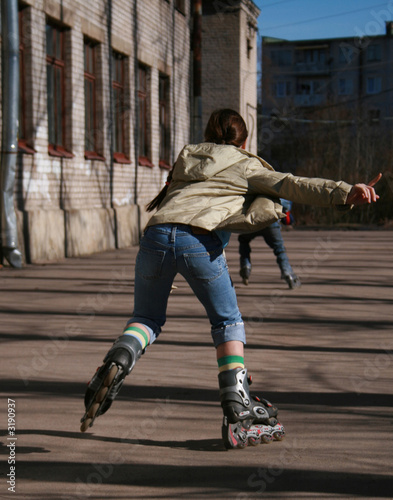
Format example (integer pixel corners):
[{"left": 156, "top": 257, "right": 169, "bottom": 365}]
[
  {"left": 282, "top": 272, "right": 301, "bottom": 289},
  {"left": 219, "top": 367, "right": 285, "bottom": 449},
  {"left": 239, "top": 257, "right": 252, "bottom": 285},
  {"left": 80, "top": 335, "right": 143, "bottom": 432}
]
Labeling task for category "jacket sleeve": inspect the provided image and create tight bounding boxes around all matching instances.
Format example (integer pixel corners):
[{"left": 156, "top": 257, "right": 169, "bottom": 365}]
[{"left": 246, "top": 161, "right": 353, "bottom": 207}]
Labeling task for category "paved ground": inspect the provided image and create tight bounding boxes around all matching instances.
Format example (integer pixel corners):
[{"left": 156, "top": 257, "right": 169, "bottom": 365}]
[{"left": 1, "top": 229, "right": 392, "bottom": 500}]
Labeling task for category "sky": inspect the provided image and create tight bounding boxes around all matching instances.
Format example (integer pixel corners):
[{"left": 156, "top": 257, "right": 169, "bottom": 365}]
[{"left": 253, "top": 0, "right": 393, "bottom": 41}]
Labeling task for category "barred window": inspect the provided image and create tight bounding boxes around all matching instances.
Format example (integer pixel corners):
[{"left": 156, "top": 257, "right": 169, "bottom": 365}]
[
  {"left": 112, "top": 51, "right": 130, "bottom": 163},
  {"left": 138, "top": 63, "right": 153, "bottom": 166},
  {"left": 18, "top": 6, "right": 35, "bottom": 154},
  {"left": 84, "top": 39, "right": 103, "bottom": 160},
  {"left": 159, "top": 74, "right": 170, "bottom": 168},
  {"left": 175, "top": 0, "right": 186, "bottom": 14},
  {"left": 46, "top": 21, "right": 72, "bottom": 157},
  {"left": 19, "top": 7, "right": 27, "bottom": 142}
]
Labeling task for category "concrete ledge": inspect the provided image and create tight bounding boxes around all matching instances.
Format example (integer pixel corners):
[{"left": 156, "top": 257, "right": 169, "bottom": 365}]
[
  {"left": 115, "top": 205, "right": 140, "bottom": 248},
  {"left": 65, "top": 208, "right": 116, "bottom": 257},
  {"left": 16, "top": 206, "right": 141, "bottom": 264},
  {"left": 139, "top": 206, "right": 151, "bottom": 233},
  {"left": 24, "top": 209, "right": 65, "bottom": 263}
]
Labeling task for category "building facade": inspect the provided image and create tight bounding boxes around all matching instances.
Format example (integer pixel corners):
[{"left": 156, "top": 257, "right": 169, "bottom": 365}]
[
  {"left": 4, "top": 0, "right": 191, "bottom": 263},
  {"left": 259, "top": 23, "right": 393, "bottom": 224},
  {"left": 260, "top": 22, "right": 393, "bottom": 162},
  {"left": 202, "top": 0, "right": 260, "bottom": 153},
  {"left": 262, "top": 22, "right": 393, "bottom": 120},
  {"left": 1, "top": 0, "right": 260, "bottom": 264}
]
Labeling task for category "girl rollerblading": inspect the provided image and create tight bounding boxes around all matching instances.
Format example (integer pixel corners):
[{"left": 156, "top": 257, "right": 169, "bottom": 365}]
[{"left": 80, "top": 109, "right": 380, "bottom": 448}]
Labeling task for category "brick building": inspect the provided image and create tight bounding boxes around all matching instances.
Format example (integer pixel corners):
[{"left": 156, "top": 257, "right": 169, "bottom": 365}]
[
  {"left": 202, "top": 0, "right": 260, "bottom": 153},
  {"left": 1, "top": 0, "right": 260, "bottom": 263}
]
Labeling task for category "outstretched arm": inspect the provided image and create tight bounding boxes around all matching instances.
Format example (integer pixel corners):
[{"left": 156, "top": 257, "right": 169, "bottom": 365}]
[{"left": 346, "top": 173, "right": 382, "bottom": 205}]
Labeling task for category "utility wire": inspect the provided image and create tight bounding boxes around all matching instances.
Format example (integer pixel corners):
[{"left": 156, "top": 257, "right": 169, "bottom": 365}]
[
  {"left": 256, "top": 0, "right": 299, "bottom": 8},
  {"left": 261, "top": 2, "right": 388, "bottom": 31}
]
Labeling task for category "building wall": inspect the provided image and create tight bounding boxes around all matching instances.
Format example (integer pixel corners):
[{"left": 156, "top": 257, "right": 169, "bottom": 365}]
[
  {"left": 202, "top": 0, "right": 259, "bottom": 153},
  {"left": 2, "top": 0, "right": 191, "bottom": 262},
  {"left": 238, "top": 3, "right": 259, "bottom": 153},
  {"left": 1, "top": 0, "right": 261, "bottom": 263}
]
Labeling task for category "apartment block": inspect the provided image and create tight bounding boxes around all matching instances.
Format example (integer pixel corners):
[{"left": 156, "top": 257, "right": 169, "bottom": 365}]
[{"left": 261, "top": 21, "right": 393, "bottom": 135}]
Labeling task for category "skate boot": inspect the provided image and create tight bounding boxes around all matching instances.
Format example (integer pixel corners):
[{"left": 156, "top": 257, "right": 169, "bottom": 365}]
[
  {"left": 282, "top": 272, "right": 301, "bottom": 289},
  {"left": 240, "top": 258, "right": 252, "bottom": 285},
  {"left": 219, "top": 367, "right": 285, "bottom": 449},
  {"left": 80, "top": 335, "right": 143, "bottom": 432}
]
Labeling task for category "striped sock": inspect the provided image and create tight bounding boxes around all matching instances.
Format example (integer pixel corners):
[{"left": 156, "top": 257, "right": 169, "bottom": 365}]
[
  {"left": 123, "top": 325, "right": 149, "bottom": 350},
  {"left": 217, "top": 355, "right": 245, "bottom": 373}
]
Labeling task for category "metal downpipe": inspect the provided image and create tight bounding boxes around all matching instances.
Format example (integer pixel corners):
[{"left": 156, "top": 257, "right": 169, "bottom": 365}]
[{"left": 0, "top": 0, "right": 22, "bottom": 268}]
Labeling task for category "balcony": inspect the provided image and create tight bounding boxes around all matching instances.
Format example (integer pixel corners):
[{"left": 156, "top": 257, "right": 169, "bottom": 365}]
[
  {"left": 294, "top": 94, "right": 326, "bottom": 107},
  {"left": 295, "top": 62, "right": 330, "bottom": 75}
]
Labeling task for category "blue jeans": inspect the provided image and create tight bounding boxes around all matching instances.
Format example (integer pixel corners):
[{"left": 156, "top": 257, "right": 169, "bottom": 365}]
[
  {"left": 238, "top": 222, "right": 293, "bottom": 277},
  {"left": 128, "top": 224, "right": 245, "bottom": 348}
]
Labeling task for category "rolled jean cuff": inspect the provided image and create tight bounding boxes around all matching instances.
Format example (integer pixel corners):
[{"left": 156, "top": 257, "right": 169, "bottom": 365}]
[
  {"left": 211, "top": 322, "right": 246, "bottom": 347},
  {"left": 126, "top": 317, "right": 160, "bottom": 344}
]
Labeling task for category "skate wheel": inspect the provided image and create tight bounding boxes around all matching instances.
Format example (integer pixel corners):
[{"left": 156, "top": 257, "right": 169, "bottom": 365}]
[
  {"left": 87, "top": 402, "right": 100, "bottom": 418},
  {"left": 261, "top": 435, "right": 273, "bottom": 444},
  {"left": 248, "top": 436, "right": 261, "bottom": 446},
  {"left": 80, "top": 418, "right": 92, "bottom": 432},
  {"left": 273, "top": 432, "right": 285, "bottom": 441},
  {"left": 236, "top": 439, "right": 248, "bottom": 449},
  {"left": 96, "top": 386, "right": 108, "bottom": 403},
  {"left": 104, "top": 365, "right": 118, "bottom": 387}
]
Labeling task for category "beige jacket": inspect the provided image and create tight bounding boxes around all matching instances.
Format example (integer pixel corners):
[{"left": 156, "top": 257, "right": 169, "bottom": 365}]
[{"left": 147, "top": 143, "right": 353, "bottom": 233}]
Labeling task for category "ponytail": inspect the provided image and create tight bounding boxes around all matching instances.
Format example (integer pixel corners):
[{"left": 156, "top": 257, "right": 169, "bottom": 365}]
[{"left": 146, "top": 168, "right": 173, "bottom": 212}]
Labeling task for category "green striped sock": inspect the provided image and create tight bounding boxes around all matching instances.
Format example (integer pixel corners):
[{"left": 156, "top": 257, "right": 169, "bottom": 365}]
[
  {"left": 217, "top": 355, "right": 245, "bottom": 373},
  {"left": 123, "top": 325, "right": 149, "bottom": 350}
]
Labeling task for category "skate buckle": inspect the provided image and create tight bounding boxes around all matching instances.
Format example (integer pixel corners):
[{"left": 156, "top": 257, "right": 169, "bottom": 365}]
[{"left": 238, "top": 410, "right": 251, "bottom": 418}]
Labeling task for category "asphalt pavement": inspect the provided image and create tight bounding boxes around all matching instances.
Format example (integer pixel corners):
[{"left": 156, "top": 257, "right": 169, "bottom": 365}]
[{"left": 1, "top": 229, "right": 392, "bottom": 499}]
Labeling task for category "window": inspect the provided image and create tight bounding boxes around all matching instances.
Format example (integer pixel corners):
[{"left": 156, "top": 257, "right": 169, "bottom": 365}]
[
  {"left": 367, "top": 44, "right": 382, "bottom": 62},
  {"left": 296, "top": 80, "right": 322, "bottom": 95},
  {"left": 275, "top": 81, "right": 291, "bottom": 97},
  {"left": 112, "top": 51, "right": 130, "bottom": 163},
  {"left": 270, "top": 50, "right": 292, "bottom": 66},
  {"left": 296, "top": 47, "right": 327, "bottom": 65},
  {"left": 339, "top": 42, "right": 359, "bottom": 64},
  {"left": 247, "top": 38, "right": 252, "bottom": 59},
  {"left": 159, "top": 74, "right": 170, "bottom": 168},
  {"left": 175, "top": 0, "right": 186, "bottom": 14},
  {"left": 84, "top": 39, "right": 103, "bottom": 160},
  {"left": 366, "top": 76, "right": 382, "bottom": 94},
  {"left": 338, "top": 78, "right": 353, "bottom": 96},
  {"left": 46, "top": 22, "right": 72, "bottom": 157},
  {"left": 19, "top": 8, "right": 26, "bottom": 142},
  {"left": 138, "top": 64, "right": 152, "bottom": 166},
  {"left": 18, "top": 6, "right": 34, "bottom": 154}
]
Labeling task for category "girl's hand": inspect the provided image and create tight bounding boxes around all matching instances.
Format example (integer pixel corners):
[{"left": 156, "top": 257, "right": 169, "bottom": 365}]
[{"left": 346, "top": 173, "right": 382, "bottom": 205}]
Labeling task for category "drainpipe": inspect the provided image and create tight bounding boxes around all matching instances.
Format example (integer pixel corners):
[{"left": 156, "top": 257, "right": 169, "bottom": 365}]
[
  {"left": 106, "top": 0, "right": 119, "bottom": 248},
  {"left": 0, "top": 0, "right": 22, "bottom": 268},
  {"left": 192, "top": 0, "right": 203, "bottom": 143}
]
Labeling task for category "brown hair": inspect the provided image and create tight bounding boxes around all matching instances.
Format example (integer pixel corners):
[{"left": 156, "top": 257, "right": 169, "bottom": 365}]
[
  {"left": 204, "top": 108, "right": 248, "bottom": 147},
  {"left": 146, "top": 109, "right": 248, "bottom": 212},
  {"left": 146, "top": 169, "right": 173, "bottom": 212}
]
